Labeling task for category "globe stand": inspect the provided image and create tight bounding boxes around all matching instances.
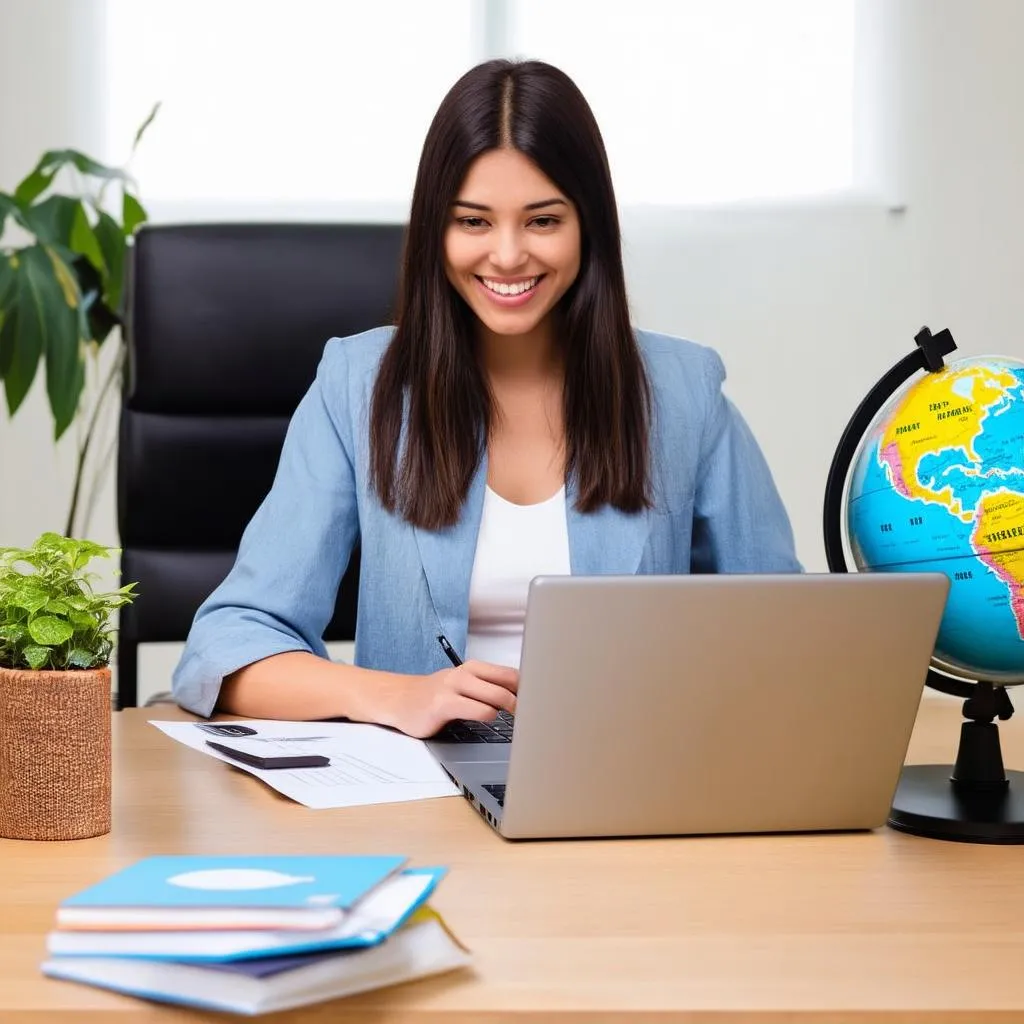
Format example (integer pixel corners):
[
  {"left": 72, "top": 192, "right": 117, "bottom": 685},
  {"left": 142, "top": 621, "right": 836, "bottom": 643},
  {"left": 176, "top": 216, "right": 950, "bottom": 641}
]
[
  {"left": 889, "top": 682, "right": 1024, "bottom": 842},
  {"left": 824, "top": 324, "right": 1024, "bottom": 843}
]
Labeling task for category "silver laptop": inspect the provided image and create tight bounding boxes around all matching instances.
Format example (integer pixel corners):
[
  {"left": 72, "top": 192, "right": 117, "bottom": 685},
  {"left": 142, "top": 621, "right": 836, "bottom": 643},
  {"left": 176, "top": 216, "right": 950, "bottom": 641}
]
[{"left": 425, "top": 572, "right": 949, "bottom": 840}]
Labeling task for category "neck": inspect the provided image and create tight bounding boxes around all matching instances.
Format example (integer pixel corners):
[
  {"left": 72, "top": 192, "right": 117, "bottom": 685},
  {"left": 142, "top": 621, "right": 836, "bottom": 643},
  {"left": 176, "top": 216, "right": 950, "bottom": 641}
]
[{"left": 476, "top": 317, "right": 563, "bottom": 383}]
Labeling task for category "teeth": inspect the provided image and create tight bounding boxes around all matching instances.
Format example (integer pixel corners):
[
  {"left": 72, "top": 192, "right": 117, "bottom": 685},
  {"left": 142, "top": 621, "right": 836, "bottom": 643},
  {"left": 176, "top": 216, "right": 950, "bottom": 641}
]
[{"left": 481, "top": 276, "right": 539, "bottom": 296}]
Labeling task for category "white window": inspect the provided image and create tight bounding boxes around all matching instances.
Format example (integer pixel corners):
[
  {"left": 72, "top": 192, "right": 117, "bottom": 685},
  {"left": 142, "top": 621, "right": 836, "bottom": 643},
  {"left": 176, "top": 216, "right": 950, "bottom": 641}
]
[
  {"left": 102, "top": 0, "right": 477, "bottom": 215},
  {"left": 508, "top": 0, "right": 856, "bottom": 206},
  {"left": 103, "top": 0, "right": 857, "bottom": 213}
]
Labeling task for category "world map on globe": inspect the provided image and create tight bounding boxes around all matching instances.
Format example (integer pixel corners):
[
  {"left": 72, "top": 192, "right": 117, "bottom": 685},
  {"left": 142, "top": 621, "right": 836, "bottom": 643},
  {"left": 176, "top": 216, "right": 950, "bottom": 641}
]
[{"left": 848, "top": 355, "right": 1024, "bottom": 683}]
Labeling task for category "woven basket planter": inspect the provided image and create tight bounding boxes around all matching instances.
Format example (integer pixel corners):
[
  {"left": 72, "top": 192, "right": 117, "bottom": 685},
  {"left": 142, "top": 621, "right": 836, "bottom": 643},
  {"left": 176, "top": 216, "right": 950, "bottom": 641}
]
[{"left": 0, "top": 667, "right": 111, "bottom": 841}]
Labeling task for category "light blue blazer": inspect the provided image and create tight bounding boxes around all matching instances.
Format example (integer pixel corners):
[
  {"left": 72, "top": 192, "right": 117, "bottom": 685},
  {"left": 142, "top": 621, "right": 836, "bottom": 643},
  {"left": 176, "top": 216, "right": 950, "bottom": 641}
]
[{"left": 173, "top": 326, "right": 801, "bottom": 716}]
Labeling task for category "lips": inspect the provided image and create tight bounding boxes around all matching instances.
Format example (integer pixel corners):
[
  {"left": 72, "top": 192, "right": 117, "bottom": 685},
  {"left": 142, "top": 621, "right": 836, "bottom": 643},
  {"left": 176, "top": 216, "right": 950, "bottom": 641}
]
[{"left": 474, "top": 274, "right": 545, "bottom": 308}]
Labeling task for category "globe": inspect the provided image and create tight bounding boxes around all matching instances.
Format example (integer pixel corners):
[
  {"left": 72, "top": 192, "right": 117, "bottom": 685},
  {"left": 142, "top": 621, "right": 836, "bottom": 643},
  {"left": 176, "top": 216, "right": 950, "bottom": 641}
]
[
  {"left": 823, "top": 327, "right": 1024, "bottom": 843},
  {"left": 847, "top": 354, "right": 1024, "bottom": 685}
]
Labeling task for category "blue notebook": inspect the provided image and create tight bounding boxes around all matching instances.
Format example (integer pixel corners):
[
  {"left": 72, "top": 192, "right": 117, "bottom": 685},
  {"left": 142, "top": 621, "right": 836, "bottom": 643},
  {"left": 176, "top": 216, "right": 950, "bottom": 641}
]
[
  {"left": 57, "top": 855, "right": 406, "bottom": 931},
  {"left": 48, "top": 867, "right": 446, "bottom": 961}
]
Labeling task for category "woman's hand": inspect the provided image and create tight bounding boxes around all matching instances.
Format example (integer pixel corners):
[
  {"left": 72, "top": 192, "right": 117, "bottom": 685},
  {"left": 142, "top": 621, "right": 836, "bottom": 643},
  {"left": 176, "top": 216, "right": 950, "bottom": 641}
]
[{"left": 365, "top": 661, "right": 519, "bottom": 739}]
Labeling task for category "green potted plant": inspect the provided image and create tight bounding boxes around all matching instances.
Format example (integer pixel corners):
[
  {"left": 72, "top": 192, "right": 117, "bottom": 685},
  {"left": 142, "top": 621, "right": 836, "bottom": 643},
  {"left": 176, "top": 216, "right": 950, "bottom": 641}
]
[
  {"left": 0, "top": 533, "right": 137, "bottom": 840},
  {"left": 0, "top": 106, "right": 158, "bottom": 536}
]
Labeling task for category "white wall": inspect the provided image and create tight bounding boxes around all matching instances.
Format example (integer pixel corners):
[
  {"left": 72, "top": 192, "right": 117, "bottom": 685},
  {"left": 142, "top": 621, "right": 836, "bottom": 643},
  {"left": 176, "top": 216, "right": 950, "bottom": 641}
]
[
  {"left": 0, "top": 0, "right": 109, "bottom": 550},
  {"left": 623, "top": 199, "right": 921, "bottom": 568},
  {"left": 3, "top": 0, "right": 1024, "bottom": 699}
]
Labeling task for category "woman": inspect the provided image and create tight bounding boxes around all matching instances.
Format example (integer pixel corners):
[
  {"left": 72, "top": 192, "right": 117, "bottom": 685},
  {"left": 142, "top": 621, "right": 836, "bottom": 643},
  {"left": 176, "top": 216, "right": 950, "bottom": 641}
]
[{"left": 172, "top": 59, "right": 801, "bottom": 736}]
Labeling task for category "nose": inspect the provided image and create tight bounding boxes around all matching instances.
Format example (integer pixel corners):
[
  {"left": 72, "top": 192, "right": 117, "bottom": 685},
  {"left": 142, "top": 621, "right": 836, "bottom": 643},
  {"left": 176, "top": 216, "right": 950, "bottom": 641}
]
[{"left": 488, "top": 226, "right": 528, "bottom": 272}]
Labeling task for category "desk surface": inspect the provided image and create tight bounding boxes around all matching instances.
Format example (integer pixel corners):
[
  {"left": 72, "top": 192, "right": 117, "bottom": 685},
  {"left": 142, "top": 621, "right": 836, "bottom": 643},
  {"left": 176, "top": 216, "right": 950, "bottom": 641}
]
[{"left": 3, "top": 693, "right": 1024, "bottom": 1022}]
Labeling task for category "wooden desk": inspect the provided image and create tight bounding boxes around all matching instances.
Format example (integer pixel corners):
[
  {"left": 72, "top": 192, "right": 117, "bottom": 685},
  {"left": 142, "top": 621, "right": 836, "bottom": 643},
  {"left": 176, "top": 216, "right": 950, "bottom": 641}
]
[{"left": 3, "top": 692, "right": 1024, "bottom": 1022}]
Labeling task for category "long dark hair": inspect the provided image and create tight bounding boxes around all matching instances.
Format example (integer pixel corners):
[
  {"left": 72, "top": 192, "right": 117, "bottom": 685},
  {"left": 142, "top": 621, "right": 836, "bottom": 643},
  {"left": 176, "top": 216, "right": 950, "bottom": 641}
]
[{"left": 370, "top": 59, "right": 651, "bottom": 530}]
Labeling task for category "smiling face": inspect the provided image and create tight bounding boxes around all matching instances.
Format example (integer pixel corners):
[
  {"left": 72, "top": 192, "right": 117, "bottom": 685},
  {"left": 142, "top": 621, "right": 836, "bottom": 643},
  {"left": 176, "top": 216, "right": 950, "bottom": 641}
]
[{"left": 444, "top": 148, "right": 582, "bottom": 345}]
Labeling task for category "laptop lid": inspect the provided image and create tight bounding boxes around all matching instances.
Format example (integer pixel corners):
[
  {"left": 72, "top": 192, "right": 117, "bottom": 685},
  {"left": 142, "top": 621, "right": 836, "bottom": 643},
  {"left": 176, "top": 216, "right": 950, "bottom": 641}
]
[{"left": 495, "top": 572, "right": 949, "bottom": 839}]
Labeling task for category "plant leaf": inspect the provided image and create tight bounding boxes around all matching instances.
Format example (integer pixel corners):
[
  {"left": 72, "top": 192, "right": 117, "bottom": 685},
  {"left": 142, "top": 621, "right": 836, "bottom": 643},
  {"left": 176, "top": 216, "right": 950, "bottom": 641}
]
[
  {"left": 19, "top": 195, "right": 79, "bottom": 247},
  {"left": 66, "top": 648, "right": 96, "bottom": 669},
  {"left": 41, "top": 247, "right": 86, "bottom": 438},
  {"left": 27, "top": 615, "right": 74, "bottom": 646},
  {"left": 44, "top": 244, "right": 80, "bottom": 308},
  {"left": 92, "top": 211, "right": 126, "bottom": 315},
  {"left": 0, "top": 624, "right": 26, "bottom": 642},
  {"left": 13, "top": 164, "right": 57, "bottom": 206},
  {"left": 39, "top": 150, "right": 130, "bottom": 185},
  {"left": 69, "top": 609, "right": 97, "bottom": 631},
  {"left": 0, "top": 249, "right": 44, "bottom": 415},
  {"left": 23, "top": 645, "right": 52, "bottom": 670},
  {"left": 0, "top": 245, "right": 83, "bottom": 423},
  {"left": 0, "top": 192, "right": 26, "bottom": 236},
  {"left": 132, "top": 101, "right": 161, "bottom": 154},
  {"left": 70, "top": 203, "right": 108, "bottom": 278},
  {"left": 11, "top": 589, "right": 49, "bottom": 615},
  {"left": 13, "top": 149, "right": 132, "bottom": 210},
  {"left": 70, "top": 540, "right": 111, "bottom": 568},
  {"left": 0, "top": 253, "right": 16, "bottom": 375},
  {"left": 122, "top": 192, "right": 147, "bottom": 236},
  {"left": 62, "top": 151, "right": 131, "bottom": 182},
  {"left": 35, "top": 531, "right": 67, "bottom": 549},
  {"left": 44, "top": 599, "right": 70, "bottom": 615}
]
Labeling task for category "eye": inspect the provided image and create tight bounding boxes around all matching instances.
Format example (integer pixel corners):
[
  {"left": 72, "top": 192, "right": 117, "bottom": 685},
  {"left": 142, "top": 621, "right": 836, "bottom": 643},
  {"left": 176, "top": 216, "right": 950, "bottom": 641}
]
[
  {"left": 456, "top": 216, "right": 488, "bottom": 230},
  {"left": 529, "top": 215, "right": 561, "bottom": 229}
]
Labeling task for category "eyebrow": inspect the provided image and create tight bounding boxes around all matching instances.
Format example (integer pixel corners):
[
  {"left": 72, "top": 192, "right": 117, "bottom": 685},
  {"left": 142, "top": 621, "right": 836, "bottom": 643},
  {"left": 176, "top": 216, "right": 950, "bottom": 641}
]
[{"left": 452, "top": 198, "right": 568, "bottom": 212}]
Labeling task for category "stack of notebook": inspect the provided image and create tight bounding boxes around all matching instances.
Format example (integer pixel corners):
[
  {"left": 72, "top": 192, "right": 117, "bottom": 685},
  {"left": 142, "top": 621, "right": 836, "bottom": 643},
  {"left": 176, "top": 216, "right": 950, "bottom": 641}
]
[{"left": 41, "top": 854, "right": 471, "bottom": 1015}]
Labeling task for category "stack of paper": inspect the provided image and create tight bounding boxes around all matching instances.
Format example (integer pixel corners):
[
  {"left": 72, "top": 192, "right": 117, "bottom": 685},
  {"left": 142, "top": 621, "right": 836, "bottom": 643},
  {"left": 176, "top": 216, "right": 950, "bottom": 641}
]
[{"left": 41, "top": 855, "right": 471, "bottom": 1015}]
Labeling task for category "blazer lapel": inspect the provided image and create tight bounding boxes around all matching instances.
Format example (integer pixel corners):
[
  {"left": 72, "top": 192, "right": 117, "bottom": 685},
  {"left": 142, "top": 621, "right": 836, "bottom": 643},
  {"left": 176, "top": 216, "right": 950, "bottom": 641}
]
[
  {"left": 565, "top": 475, "right": 651, "bottom": 576},
  {"left": 412, "top": 453, "right": 488, "bottom": 655},
  {"left": 413, "top": 461, "right": 653, "bottom": 655}
]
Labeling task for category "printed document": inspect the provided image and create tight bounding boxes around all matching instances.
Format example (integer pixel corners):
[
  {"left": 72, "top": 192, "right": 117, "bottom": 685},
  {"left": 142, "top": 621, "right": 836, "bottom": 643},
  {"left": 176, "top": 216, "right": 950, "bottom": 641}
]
[{"left": 150, "top": 720, "right": 458, "bottom": 809}]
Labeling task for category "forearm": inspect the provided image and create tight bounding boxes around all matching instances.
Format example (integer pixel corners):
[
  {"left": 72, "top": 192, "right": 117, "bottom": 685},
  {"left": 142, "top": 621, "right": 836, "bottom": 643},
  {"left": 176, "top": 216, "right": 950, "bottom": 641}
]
[{"left": 216, "top": 651, "right": 405, "bottom": 722}]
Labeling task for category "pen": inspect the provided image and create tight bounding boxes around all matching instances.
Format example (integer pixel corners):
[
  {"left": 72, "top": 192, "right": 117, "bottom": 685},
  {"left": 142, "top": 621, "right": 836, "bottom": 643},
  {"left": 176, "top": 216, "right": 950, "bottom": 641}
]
[{"left": 437, "top": 634, "right": 463, "bottom": 667}]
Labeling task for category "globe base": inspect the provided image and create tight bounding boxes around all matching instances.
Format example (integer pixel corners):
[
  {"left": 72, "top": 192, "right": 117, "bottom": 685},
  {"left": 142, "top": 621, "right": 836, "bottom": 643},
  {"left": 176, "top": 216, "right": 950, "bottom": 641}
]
[{"left": 888, "top": 765, "right": 1024, "bottom": 843}]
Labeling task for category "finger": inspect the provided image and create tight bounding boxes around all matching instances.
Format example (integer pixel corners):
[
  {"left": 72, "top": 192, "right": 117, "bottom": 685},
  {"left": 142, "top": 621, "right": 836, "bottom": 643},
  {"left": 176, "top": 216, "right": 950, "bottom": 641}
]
[
  {"left": 462, "top": 660, "right": 519, "bottom": 692},
  {"left": 456, "top": 676, "right": 518, "bottom": 715},
  {"left": 447, "top": 694, "right": 509, "bottom": 723}
]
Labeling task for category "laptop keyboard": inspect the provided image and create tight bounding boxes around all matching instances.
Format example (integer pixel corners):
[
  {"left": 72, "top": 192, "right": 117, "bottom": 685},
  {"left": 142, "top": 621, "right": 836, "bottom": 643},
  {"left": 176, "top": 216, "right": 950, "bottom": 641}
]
[
  {"left": 433, "top": 710, "right": 514, "bottom": 743},
  {"left": 483, "top": 783, "right": 506, "bottom": 807}
]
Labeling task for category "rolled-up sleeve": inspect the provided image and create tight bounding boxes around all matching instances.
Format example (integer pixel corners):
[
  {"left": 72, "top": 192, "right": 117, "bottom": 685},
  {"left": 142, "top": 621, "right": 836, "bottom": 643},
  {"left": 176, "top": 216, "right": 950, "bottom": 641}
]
[
  {"left": 171, "top": 340, "right": 360, "bottom": 716},
  {"left": 689, "top": 350, "right": 802, "bottom": 574}
]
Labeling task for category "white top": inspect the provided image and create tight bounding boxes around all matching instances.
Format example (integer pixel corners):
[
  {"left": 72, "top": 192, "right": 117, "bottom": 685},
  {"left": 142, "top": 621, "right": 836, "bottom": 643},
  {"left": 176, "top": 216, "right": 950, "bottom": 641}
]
[{"left": 465, "top": 485, "right": 572, "bottom": 669}]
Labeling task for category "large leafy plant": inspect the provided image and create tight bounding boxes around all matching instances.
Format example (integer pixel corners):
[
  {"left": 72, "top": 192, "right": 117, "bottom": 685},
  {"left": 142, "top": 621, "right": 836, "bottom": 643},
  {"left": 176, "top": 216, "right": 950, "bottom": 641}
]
[
  {"left": 0, "top": 533, "right": 137, "bottom": 672},
  {"left": 0, "top": 107, "right": 158, "bottom": 535}
]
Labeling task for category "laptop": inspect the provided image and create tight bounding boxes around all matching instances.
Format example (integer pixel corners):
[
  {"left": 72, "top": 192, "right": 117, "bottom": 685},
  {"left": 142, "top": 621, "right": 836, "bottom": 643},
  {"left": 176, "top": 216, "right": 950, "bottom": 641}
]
[{"left": 425, "top": 572, "right": 950, "bottom": 840}]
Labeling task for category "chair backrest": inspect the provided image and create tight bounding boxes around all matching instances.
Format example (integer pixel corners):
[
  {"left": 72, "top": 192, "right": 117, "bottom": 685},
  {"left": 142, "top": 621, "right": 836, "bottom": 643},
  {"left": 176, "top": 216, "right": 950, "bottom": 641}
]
[{"left": 116, "top": 223, "right": 406, "bottom": 708}]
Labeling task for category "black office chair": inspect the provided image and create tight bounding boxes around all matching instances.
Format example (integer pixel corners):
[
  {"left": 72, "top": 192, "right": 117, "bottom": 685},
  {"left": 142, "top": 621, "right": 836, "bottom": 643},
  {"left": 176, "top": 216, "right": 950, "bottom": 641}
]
[{"left": 116, "top": 223, "right": 406, "bottom": 709}]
